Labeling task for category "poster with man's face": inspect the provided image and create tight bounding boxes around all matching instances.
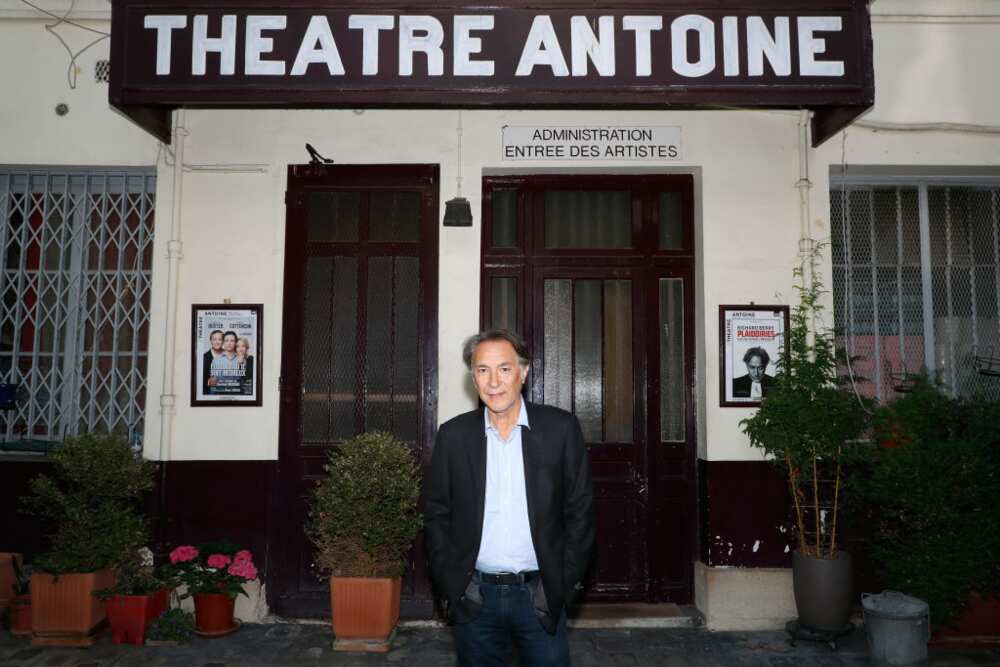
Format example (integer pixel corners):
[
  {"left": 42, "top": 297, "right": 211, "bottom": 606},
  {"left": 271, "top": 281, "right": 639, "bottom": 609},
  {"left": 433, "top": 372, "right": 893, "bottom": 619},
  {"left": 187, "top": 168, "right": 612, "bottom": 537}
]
[
  {"left": 191, "top": 304, "right": 262, "bottom": 406},
  {"left": 720, "top": 305, "right": 788, "bottom": 407}
]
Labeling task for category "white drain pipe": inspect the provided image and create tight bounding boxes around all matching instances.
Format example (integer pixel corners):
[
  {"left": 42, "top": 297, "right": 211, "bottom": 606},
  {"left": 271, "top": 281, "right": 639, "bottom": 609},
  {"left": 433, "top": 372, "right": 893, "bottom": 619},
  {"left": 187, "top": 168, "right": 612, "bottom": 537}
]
[
  {"left": 797, "top": 109, "right": 814, "bottom": 256},
  {"left": 158, "top": 109, "right": 186, "bottom": 464}
]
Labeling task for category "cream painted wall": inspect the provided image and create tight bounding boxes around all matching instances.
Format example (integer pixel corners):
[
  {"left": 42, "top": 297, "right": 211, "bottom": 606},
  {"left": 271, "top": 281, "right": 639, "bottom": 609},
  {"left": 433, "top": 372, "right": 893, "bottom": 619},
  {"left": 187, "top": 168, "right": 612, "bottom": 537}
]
[
  {"left": 138, "top": 106, "right": 810, "bottom": 461},
  {"left": 0, "top": 9, "right": 157, "bottom": 165}
]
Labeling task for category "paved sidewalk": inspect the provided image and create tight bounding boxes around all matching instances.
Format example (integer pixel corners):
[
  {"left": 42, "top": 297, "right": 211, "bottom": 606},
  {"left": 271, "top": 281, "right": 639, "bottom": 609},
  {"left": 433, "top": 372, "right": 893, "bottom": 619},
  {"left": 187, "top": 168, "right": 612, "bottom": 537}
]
[{"left": 2, "top": 622, "right": 998, "bottom": 666}]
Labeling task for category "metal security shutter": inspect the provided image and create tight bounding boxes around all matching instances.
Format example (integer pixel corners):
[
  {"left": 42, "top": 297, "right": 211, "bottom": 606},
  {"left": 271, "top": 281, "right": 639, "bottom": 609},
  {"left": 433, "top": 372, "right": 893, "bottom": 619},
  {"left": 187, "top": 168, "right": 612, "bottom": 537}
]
[{"left": 0, "top": 168, "right": 155, "bottom": 444}]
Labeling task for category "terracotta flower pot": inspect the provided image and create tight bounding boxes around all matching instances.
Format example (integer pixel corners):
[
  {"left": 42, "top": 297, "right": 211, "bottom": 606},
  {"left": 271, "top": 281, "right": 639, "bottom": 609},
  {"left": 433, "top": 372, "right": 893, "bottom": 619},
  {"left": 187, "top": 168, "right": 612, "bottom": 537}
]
[
  {"left": 931, "top": 592, "right": 1000, "bottom": 647},
  {"left": 0, "top": 552, "right": 22, "bottom": 614},
  {"left": 330, "top": 577, "right": 401, "bottom": 642},
  {"left": 193, "top": 592, "right": 236, "bottom": 634},
  {"left": 9, "top": 594, "right": 32, "bottom": 636},
  {"left": 31, "top": 569, "right": 115, "bottom": 643},
  {"left": 104, "top": 589, "right": 169, "bottom": 645}
]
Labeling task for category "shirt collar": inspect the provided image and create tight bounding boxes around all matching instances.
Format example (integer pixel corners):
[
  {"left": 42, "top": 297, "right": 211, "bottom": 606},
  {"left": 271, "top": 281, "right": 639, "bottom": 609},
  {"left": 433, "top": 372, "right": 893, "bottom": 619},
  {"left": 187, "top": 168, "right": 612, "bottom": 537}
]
[{"left": 483, "top": 400, "right": 531, "bottom": 434}]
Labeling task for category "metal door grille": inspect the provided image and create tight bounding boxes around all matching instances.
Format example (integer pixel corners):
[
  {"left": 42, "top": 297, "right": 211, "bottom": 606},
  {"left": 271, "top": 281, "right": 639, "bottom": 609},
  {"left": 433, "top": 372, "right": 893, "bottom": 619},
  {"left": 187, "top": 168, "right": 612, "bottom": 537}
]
[
  {"left": 831, "top": 178, "right": 1000, "bottom": 400},
  {"left": 0, "top": 168, "right": 155, "bottom": 442}
]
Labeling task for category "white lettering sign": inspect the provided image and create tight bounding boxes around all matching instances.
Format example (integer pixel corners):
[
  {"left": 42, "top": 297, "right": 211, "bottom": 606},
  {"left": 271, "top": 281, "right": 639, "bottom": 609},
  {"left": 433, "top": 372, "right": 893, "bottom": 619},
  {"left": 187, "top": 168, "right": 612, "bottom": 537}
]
[
  {"left": 502, "top": 126, "right": 681, "bottom": 161},
  {"left": 141, "top": 13, "right": 846, "bottom": 79}
]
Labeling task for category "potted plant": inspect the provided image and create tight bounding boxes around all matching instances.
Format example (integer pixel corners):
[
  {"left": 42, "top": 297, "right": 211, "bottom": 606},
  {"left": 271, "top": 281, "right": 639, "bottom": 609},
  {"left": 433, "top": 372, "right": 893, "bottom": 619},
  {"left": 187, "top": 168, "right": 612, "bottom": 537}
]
[
  {"left": 8, "top": 556, "right": 32, "bottom": 636},
  {"left": 861, "top": 383, "right": 1000, "bottom": 640},
  {"left": 0, "top": 552, "right": 22, "bottom": 614},
  {"left": 740, "top": 244, "right": 871, "bottom": 632},
  {"left": 145, "top": 607, "right": 196, "bottom": 646},
  {"left": 93, "top": 548, "right": 169, "bottom": 645},
  {"left": 166, "top": 541, "right": 258, "bottom": 636},
  {"left": 20, "top": 433, "right": 155, "bottom": 645},
  {"left": 306, "top": 431, "right": 422, "bottom": 651}
]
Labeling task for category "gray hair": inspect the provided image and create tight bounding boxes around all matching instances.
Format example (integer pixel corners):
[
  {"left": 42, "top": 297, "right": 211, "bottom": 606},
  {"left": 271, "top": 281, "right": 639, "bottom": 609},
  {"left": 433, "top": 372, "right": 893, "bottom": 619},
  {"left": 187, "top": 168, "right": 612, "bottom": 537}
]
[{"left": 462, "top": 329, "right": 531, "bottom": 369}]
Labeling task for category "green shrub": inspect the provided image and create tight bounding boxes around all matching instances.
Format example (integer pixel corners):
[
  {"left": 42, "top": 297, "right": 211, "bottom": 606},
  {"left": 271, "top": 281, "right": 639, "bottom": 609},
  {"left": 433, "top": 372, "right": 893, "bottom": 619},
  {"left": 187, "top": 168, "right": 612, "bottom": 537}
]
[
  {"left": 862, "top": 387, "right": 1000, "bottom": 626},
  {"left": 21, "top": 434, "right": 156, "bottom": 574},
  {"left": 306, "top": 431, "right": 422, "bottom": 578}
]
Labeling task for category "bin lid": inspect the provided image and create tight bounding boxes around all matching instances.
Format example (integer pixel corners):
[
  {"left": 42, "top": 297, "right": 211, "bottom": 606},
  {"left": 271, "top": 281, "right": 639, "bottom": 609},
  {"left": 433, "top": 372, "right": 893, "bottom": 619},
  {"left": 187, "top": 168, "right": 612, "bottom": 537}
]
[{"left": 862, "top": 591, "right": 929, "bottom": 619}]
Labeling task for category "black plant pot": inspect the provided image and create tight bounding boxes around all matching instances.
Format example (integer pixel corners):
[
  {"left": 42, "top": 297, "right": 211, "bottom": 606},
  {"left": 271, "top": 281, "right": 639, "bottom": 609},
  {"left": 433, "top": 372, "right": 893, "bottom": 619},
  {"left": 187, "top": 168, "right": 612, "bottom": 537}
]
[{"left": 792, "top": 550, "right": 853, "bottom": 631}]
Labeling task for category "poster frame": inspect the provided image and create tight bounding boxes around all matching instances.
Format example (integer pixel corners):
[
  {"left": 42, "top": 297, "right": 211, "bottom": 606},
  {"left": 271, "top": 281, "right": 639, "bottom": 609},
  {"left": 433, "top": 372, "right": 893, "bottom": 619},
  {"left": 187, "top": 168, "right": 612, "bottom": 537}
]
[
  {"left": 190, "top": 303, "right": 263, "bottom": 407},
  {"left": 718, "top": 304, "right": 789, "bottom": 408}
]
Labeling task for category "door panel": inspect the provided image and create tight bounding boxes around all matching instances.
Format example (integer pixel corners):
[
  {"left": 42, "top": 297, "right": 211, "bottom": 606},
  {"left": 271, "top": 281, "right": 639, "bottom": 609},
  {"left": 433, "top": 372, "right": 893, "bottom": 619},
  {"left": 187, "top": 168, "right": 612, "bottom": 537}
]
[
  {"left": 270, "top": 165, "right": 438, "bottom": 618},
  {"left": 535, "top": 268, "right": 646, "bottom": 599}
]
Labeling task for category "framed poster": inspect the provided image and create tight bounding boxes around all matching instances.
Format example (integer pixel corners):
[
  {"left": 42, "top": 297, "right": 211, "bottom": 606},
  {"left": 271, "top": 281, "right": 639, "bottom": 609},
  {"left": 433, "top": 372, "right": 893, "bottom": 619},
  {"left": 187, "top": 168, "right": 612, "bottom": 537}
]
[
  {"left": 191, "top": 304, "right": 262, "bottom": 407},
  {"left": 719, "top": 304, "right": 789, "bottom": 407}
]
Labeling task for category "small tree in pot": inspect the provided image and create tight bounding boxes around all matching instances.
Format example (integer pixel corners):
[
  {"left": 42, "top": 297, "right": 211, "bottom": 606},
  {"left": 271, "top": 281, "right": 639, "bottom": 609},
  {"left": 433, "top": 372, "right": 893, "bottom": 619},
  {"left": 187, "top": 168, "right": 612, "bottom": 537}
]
[
  {"left": 21, "top": 434, "right": 155, "bottom": 645},
  {"left": 307, "top": 431, "right": 422, "bottom": 651},
  {"left": 740, "top": 244, "right": 871, "bottom": 632}
]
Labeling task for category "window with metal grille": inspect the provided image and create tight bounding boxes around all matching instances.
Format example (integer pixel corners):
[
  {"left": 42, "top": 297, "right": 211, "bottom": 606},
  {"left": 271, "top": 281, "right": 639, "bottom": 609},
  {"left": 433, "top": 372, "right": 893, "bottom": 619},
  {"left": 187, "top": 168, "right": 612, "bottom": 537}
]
[
  {"left": 0, "top": 168, "right": 155, "bottom": 446},
  {"left": 831, "top": 176, "right": 1000, "bottom": 400}
]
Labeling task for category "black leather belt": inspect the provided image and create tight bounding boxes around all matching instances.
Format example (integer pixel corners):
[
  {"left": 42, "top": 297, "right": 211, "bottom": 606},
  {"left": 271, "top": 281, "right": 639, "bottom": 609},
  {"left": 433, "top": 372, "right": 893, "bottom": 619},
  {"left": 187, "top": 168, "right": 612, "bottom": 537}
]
[{"left": 474, "top": 570, "right": 540, "bottom": 586}]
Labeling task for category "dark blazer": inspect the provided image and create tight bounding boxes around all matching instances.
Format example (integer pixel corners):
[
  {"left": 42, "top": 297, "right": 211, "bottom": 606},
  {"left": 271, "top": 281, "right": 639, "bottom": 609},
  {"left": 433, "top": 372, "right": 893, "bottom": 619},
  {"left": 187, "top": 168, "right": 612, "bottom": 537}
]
[
  {"left": 424, "top": 401, "right": 595, "bottom": 634},
  {"left": 201, "top": 350, "right": 214, "bottom": 394},
  {"left": 732, "top": 373, "right": 775, "bottom": 398}
]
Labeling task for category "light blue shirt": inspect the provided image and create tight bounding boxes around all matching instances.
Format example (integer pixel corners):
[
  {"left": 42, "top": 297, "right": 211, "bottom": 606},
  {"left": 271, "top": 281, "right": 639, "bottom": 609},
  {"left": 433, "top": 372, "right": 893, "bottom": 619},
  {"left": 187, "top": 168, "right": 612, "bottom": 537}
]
[{"left": 475, "top": 402, "right": 539, "bottom": 574}]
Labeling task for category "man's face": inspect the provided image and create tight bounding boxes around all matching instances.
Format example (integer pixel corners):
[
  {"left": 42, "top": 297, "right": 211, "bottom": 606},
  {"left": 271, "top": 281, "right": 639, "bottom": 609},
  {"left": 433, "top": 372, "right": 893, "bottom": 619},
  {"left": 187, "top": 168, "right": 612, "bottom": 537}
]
[
  {"left": 223, "top": 334, "right": 237, "bottom": 353},
  {"left": 746, "top": 355, "right": 766, "bottom": 382},
  {"left": 471, "top": 340, "right": 528, "bottom": 419},
  {"left": 210, "top": 332, "right": 223, "bottom": 351}
]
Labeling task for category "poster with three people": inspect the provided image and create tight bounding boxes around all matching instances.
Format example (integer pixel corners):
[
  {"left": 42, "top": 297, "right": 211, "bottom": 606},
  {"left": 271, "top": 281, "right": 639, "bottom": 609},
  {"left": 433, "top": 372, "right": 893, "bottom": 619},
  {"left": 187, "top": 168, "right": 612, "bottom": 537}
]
[{"left": 191, "top": 304, "right": 262, "bottom": 406}]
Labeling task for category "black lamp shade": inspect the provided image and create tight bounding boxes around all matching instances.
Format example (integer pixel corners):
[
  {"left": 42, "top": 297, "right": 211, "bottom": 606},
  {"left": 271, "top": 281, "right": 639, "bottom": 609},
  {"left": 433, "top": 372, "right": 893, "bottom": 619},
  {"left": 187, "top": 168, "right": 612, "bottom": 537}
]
[{"left": 443, "top": 197, "right": 473, "bottom": 227}]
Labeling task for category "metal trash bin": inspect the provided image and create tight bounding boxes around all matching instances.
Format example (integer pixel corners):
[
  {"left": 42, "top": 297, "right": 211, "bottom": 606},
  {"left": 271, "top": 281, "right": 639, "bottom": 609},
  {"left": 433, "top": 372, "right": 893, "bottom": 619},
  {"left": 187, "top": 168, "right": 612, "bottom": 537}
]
[{"left": 862, "top": 591, "right": 929, "bottom": 667}]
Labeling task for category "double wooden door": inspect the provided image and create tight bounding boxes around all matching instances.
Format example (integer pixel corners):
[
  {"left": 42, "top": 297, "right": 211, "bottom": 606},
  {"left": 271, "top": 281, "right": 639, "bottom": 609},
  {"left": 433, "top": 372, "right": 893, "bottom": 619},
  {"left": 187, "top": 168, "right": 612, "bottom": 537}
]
[{"left": 482, "top": 175, "right": 697, "bottom": 601}]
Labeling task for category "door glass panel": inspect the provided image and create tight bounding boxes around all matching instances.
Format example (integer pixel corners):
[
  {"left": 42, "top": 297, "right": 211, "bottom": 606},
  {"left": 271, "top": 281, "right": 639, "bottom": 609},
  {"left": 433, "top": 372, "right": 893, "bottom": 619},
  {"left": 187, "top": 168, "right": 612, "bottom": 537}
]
[
  {"left": 490, "top": 277, "right": 517, "bottom": 332},
  {"left": 364, "top": 256, "right": 421, "bottom": 442},
  {"left": 302, "top": 256, "right": 357, "bottom": 443},
  {"left": 603, "top": 280, "right": 633, "bottom": 443},
  {"left": 492, "top": 189, "right": 517, "bottom": 248},
  {"left": 392, "top": 257, "right": 420, "bottom": 443},
  {"left": 307, "top": 192, "right": 359, "bottom": 242},
  {"left": 574, "top": 280, "right": 603, "bottom": 441},
  {"left": 659, "top": 192, "right": 683, "bottom": 250},
  {"left": 370, "top": 191, "right": 421, "bottom": 242},
  {"left": 544, "top": 191, "right": 631, "bottom": 249},
  {"left": 660, "top": 278, "right": 685, "bottom": 441},
  {"left": 543, "top": 279, "right": 572, "bottom": 412}
]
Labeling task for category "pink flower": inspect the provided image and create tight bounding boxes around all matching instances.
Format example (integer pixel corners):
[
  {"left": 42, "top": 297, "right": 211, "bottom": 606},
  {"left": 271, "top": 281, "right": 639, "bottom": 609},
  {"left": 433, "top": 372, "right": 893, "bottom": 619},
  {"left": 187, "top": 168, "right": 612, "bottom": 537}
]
[
  {"left": 207, "top": 553, "right": 232, "bottom": 569},
  {"left": 228, "top": 559, "right": 258, "bottom": 581},
  {"left": 233, "top": 550, "right": 253, "bottom": 563},
  {"left": 170, "top": 545, "right": 199, "bottom": 564}
]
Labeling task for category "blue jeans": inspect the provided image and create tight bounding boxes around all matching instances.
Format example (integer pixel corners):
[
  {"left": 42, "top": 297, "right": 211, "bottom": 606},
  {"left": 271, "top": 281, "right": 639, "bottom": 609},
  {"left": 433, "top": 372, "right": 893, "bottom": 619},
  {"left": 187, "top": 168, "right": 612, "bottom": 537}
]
[{"left": 453, "top": 579, "right": 570, "bottom": 666}]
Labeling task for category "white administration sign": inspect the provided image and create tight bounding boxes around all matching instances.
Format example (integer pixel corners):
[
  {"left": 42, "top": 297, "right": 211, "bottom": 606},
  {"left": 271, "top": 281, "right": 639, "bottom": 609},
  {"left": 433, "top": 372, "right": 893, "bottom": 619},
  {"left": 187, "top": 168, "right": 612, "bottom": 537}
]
[{"left": 501, "top": 126, "right": 681, "bottom": 161}]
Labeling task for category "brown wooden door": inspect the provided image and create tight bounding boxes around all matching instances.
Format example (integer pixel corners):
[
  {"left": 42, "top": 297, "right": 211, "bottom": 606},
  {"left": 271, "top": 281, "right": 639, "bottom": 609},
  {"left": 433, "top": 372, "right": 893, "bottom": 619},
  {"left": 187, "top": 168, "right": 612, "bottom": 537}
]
[
  {"left": 269, "top": 165, "right": 438, "bottom": 618},
  {"left": 481, "top": 175, "right": 696, "bottom": 602}
]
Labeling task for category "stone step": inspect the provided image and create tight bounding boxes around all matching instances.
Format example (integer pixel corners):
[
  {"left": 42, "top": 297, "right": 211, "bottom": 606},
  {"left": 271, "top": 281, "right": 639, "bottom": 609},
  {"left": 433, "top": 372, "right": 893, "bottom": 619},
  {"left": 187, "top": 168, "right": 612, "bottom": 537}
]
[
  {"left": 568, "top": 603, "right": 703, "bottom": 629},
  {"left": 398, "top": 603, "right": 704, "bottom": 630}
]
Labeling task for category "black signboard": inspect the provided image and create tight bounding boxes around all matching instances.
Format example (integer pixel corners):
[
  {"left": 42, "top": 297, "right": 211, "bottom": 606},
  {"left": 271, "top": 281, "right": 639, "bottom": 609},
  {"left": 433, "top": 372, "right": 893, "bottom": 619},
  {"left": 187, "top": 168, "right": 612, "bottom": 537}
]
[{"left": 110, "top": 0, "right": 873, "bottom": 145}]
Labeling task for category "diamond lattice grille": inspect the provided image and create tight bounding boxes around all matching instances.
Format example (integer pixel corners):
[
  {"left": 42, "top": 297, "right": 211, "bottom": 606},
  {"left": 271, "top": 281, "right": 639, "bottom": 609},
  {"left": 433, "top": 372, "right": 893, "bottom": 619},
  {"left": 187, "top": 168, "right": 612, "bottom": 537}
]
[{"left": 0, "top": 169, "right": 155, "bottom": 442}]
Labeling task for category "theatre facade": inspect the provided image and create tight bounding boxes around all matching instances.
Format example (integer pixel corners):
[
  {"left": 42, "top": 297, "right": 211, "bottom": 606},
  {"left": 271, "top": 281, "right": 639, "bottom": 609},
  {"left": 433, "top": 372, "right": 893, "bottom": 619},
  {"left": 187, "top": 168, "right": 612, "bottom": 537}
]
[{"left": 2, "top": 0, "right": 998, "bottom": 629}]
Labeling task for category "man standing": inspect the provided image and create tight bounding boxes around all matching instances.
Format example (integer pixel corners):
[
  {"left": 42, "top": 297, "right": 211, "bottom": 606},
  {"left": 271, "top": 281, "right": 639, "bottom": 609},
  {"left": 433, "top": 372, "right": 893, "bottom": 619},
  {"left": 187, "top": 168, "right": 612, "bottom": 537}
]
[{"left": 425, "top": 329, "right": 595, "bottom": 666}]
